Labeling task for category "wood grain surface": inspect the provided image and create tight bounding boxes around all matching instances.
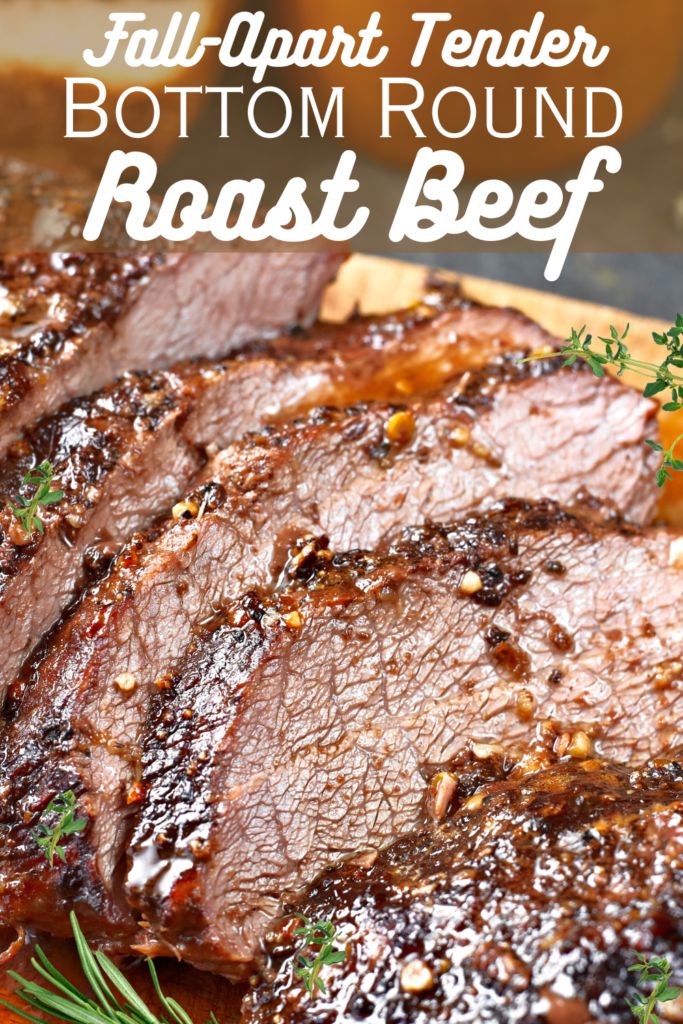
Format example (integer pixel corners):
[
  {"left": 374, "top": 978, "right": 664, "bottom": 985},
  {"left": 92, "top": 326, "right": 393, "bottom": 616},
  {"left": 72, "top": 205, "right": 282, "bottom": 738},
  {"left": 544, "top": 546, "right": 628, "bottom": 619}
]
[{"left": 0, "top": 254, "right": 677, "bottom": 1024}]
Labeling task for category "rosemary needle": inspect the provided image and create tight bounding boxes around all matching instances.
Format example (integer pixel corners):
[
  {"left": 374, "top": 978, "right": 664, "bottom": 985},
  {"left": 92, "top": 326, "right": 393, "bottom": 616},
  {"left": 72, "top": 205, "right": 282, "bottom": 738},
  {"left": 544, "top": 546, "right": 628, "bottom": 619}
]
[{"left": 0, "top": 912, "right": 217, "bottom": 1024}]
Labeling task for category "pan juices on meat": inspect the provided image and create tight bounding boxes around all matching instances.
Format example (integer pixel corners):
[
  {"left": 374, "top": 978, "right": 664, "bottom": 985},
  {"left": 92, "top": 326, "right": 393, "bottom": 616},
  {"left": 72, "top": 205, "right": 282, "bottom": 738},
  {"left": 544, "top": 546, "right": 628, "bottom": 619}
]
[
  {"left": 242, "top": 742, "right": 683, "bottom": 1024},
  {"left": 0, "top": 266, "right": 681, "bottom": 1024},
  {"left": 0, "top": 283, "right": 512, "bottom": 700},
  {"left": 0, "top": 292, "right": 667, "bottom": 972}
]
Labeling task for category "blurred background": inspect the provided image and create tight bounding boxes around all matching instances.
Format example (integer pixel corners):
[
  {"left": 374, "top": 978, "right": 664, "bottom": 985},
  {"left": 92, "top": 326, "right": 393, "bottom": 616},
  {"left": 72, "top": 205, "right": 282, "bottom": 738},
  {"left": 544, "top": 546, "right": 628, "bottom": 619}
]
[
  {"left": 0, "top": 0, "right": 681, "bottom": 315},
  {"left": 401, "top": 253, "right": 682, "bottom": 320}
]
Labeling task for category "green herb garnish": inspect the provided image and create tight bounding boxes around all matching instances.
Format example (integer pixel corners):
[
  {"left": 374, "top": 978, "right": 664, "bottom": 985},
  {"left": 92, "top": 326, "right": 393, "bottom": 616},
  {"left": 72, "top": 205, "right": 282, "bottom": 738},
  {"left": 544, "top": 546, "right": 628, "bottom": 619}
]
[
  {"left": 9, "top": 460, "right": 64, "bottom": 536},
  {"left": 628, "top": 953, "right": 681, "bottom": 1023},
  {"left": 645, "top": 438, "right": 683, "bottom": 490},
  {"left": 293, "top": 916, "right": 347, "bottom": 996},
  {"left": 528, "top": 318, "right": 683, "bottom": 488},
  {"left": 32, "top": 790, "right": 87, "bottom": 866},
  {"left": 0, "top": 912, "right": 217, "bottom": 1024}
]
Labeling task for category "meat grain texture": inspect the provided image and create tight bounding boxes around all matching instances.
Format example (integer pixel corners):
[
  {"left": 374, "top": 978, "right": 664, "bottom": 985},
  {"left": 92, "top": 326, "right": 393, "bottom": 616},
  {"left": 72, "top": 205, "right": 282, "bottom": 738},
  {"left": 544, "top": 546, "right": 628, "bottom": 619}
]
[
  {"left": 0, "top": 284, "right": 513, "bottom": 699},
  {"left": 0, "top": 250, "right": 344, "bottom": 457},
  {"left": 124, "top": 502, "right": 683, "bottom": 974},
  {"left": 0, "top": 273, "right": 675, "bottom": 1015},
  {"left": 243, "top": 745, "right": 683, "bottom": 1023},
  {"left": 2, "top": 491, "right": 682, "bottom": 972}
]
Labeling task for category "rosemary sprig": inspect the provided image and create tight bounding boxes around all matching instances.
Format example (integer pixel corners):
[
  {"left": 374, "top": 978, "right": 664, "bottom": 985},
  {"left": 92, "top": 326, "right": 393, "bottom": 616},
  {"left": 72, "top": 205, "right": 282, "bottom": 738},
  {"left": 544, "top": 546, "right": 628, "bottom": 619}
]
[
  {"left": 628, "top": 953, "right": 681, "bottom": 1023},
  {"left": 9, "top": 460, "right": 64, "bottom": 536},
  {"left": 32, "top": 790, "right": 87, "bottom": 866},
  {"left": 528, "top": 316, "right": 683, "bottom": 487},
  {"left": 293, "top": 916, "right": 347, "bottom": 996},
  {"left": 0, "top": 911, "right": 218, "bottom": 1024}
]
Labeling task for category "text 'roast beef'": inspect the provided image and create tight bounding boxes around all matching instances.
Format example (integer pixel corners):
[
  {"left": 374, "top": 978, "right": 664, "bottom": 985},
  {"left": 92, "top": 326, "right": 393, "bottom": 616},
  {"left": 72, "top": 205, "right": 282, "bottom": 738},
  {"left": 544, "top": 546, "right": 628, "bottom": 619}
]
[
  {"left": 242, "top": 745, "right": 683, "bottom": 1024},
  {"left": 0, "top": 250, "right": 344, "bottom": 457},
  {"left": 0, "top": 284, "right": 519, "bottom": 699}
]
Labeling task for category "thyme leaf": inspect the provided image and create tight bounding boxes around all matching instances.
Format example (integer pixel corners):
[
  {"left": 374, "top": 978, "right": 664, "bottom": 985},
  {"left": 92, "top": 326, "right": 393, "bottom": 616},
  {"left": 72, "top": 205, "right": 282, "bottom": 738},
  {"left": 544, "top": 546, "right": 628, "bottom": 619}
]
[
  {"left": 9, "top": 460, "right": 64, "bottom": 537},
  {"left": 628, "top": 953, "right": 681, "bottom": 1023},
  {"left": 32, "top": 790, "right": 87, "bottom": 866},
  {"left": 527, "top": 316, "right": 683, "bottom": 488},
  {"left": 0, "top": 912, "right": 218, "bottom": 1024},
  {"left": 293, "top": 916, "right": 347, "bottom": 996}
]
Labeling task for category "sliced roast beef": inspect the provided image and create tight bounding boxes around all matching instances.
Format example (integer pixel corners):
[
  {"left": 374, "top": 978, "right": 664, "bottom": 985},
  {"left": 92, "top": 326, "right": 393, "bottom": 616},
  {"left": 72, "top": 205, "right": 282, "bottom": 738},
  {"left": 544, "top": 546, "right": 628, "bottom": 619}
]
[
  {"left": 243, "top": 744, "right": 683, "bottom": 1024},
  {"left": 0, "top": 345, "right": 658, "bottom": 948},
  {"left": 0, "top": 287, "right": 563, "bottom": 699},
  {"left": 119, "top": 502, "right": 683, "bottom": 974},
  {"left": 2, "top": 485, "right": 681, "bottom": 967},
  {"left": 0, "top": 250, "right": 344, "bottom": 457}
]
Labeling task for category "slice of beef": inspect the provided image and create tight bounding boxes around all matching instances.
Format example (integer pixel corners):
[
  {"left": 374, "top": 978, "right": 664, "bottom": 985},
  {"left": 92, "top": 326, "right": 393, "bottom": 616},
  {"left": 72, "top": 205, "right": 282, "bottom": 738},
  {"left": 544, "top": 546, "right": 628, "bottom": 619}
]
[
  {"left": 0, "top": 284, "right": 561, "bottom": 696},
  {"left": 243, "top": 745, "right": 683, "bottom": 1024},
  {"left": 0, "top": 348, "right": 658, "bottom": 952},
  {"left": 0, "top": 286, "right": 553, "bottom": 699},
  {"left": 120, "top": 503, "right": 683, "bottom": 975},
  {"left": 3, "top": 487, "right": 682, "bottom": 971},
  {"left": 0, "top": 249, "right": 343, "bottom": 458},
  {"left": 261, "top": 292, "right": 556, "bottom": 407}
]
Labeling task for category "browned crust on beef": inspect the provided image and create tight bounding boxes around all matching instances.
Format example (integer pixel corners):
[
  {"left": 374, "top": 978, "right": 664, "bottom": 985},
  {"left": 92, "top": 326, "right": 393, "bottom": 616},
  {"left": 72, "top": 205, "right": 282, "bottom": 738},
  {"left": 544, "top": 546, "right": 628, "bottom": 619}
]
[
  {"left": 0, "top": 249, "right": 344, "bottom": 457},
  {"left": 0, "top": 350, "right": 660, "bottom": 959},
  {"left": 119, "top": 501, "right": 683, "bottom": 974},
  {"left": 243, "top": 745, "right": 683, "bottom": 1023},
  {"left": 0, "top": 158, "right": 139, "bottom": 250},
  {"left": 0, "top": 254, "right": 159, "bottom": 425},
  {"left": 0, "top": 285, "right": 555, "bottom": 698}
]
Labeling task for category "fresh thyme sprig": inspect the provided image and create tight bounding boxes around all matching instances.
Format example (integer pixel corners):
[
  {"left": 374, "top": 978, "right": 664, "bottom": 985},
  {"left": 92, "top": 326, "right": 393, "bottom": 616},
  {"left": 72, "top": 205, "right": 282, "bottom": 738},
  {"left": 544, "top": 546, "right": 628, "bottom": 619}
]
[
  {"left": 528, "top": 316, "right": 683, "bottom": 487},
  {"left": 293, "top": 916, "right": 347, "bottom": 996},
  {"left": 32, "top": 790, "right": 87, "bottom": 866},
  {"left": 645, "top": 437, "right": 683, "bottom": 489},
  {"left": 0, "top": 912, "right": 217, "bottom": 1024},
  {"left": 9, "top": 460, "right": 64, "bottom": 537},
  {"left": 628, "top": 953, "right": 681, "bottom": 1023}
]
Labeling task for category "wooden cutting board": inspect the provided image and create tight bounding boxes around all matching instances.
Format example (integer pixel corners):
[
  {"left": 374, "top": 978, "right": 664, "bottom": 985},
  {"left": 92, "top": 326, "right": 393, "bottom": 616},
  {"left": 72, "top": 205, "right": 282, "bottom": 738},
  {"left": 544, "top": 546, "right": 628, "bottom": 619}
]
[
  {"left": 0, "top": 253, "right": 677, "bottom": 1024},
  {"left": 323, "top": 255, "right": 681, "bottom": 522}
]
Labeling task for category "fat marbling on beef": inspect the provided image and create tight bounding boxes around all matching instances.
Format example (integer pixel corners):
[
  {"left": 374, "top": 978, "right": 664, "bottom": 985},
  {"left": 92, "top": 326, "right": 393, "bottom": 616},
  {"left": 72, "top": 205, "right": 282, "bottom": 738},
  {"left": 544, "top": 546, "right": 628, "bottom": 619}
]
[
  {"left": 0, "top": 284, "right": 523, "bottom": 699},
  {"left": 243, "top": 744, "right": 683, "bottom": 1024}
]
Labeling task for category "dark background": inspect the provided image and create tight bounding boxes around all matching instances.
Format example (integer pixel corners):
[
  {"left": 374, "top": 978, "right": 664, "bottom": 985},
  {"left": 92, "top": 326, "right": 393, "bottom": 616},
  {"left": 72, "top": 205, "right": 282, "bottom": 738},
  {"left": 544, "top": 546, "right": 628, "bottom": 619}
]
[{"left": 400, "top": 253, "right": 681, "bottom": 321}]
